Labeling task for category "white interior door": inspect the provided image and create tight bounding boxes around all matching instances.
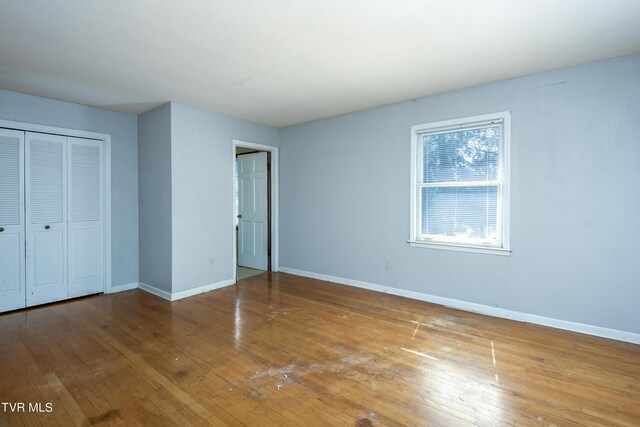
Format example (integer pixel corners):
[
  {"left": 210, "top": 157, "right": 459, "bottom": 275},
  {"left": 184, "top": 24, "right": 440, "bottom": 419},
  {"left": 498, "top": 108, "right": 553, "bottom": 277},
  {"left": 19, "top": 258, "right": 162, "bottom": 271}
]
[
  {"left": 237, "top": 152, "right": 268, "bottom": 270},
  {"left": 26, "top": 132, "right": 67, "bottom": 307},
  {"left": 0, "top": 129, "right": 26, "bottom": 312},
  {"left": 67, "top": 137, "right": 104, "bottom": 298}
]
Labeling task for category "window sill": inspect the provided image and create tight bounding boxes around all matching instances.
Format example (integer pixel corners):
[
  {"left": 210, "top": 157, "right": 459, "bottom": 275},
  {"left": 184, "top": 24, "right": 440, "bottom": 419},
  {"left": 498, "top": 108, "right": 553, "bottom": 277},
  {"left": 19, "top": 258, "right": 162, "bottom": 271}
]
[{"left": 408, "top": 240, "right": 511, "bottom": 256}]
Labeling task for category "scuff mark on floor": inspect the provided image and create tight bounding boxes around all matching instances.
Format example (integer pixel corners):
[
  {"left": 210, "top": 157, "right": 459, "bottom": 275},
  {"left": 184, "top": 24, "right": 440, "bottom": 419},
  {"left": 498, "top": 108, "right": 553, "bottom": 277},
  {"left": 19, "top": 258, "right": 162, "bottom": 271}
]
[
  {"left": 248, "top": 347, "right": 399, "bottom": 394},
  {"left": 267, "top": 306, "right": 289, "bottom": 321},
  {"left": 340, "top": 356, "right": 370, "bottom": 365},
  {"left": 250, "top": 364, "right": 296, "bottom": 380},
  {"left": 400, "top": 346, "right": 438, "bottom": 361}
]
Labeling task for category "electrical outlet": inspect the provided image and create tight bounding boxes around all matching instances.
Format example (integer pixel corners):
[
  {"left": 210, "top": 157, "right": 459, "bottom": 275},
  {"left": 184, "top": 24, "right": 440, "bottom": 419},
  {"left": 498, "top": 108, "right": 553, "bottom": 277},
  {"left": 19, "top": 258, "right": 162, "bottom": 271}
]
[
  {"left": 209, "top": 257, "right": 215, "bottom": 267},
  {"left": 385, "top": 260, "right": 391, "bottom": 269}
]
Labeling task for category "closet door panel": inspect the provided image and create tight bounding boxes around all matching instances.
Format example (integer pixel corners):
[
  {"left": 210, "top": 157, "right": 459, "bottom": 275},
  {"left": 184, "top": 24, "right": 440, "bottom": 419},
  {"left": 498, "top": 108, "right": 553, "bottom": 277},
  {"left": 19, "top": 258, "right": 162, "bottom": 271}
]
[
  {"left": 67, "top": 137, "right": 103, "bottom": 298},
  {"left": 0, "top": 129, "right": 25, "bottom": 312},
  {"left": 32, "top": 230, "right": 64, "bottom": 285},
  {"left": 26, "top": 132, "right": 67, "bottom": 307}
]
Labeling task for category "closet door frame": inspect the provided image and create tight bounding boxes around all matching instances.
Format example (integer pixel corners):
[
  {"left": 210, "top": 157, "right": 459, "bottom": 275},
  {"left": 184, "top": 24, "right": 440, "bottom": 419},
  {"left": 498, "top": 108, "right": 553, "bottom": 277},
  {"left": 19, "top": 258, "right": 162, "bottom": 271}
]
[{"left": 0, "top": 119, "right": 112, "bottom": 294}]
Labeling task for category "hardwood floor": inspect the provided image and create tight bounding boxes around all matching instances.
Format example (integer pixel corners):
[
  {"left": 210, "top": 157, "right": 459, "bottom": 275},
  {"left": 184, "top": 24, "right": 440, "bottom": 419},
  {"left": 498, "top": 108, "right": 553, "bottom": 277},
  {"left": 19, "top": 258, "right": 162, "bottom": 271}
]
[
  {"left": 237, "top": 267, "right": 267, "bottom": 280},
  {"left": 1, "top": 272, "right": 639, "bottom": 426}
]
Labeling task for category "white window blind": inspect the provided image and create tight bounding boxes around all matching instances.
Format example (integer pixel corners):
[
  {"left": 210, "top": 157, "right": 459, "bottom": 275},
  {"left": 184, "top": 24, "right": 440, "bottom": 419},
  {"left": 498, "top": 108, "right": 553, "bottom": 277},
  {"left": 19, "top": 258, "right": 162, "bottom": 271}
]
[{"left": 411, "top": 113, "right": 510, "bottom": 254}]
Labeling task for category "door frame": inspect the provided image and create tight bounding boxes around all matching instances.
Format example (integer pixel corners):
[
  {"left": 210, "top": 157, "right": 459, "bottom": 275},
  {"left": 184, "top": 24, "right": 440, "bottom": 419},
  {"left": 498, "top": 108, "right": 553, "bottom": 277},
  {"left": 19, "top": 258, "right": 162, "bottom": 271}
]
[
  {"left": 0, "top": 119, "right": 112, "bottom": 294},
  {"left": 232, "top": 140, "right": 279, "bottom": 281}
]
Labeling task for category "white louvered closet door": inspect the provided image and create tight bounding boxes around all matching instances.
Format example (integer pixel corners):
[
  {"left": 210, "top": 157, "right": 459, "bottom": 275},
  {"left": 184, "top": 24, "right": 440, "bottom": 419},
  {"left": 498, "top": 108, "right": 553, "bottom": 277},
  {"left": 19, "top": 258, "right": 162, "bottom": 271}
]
[
  {"left": 26, "top": 132, "right": 68, "bottom": 307},
  {"left": 0, "top": 129, "right": 26, "bottom": 312},
  {"left": 67, "top": 137, "right": 103, "bottom": 298}
]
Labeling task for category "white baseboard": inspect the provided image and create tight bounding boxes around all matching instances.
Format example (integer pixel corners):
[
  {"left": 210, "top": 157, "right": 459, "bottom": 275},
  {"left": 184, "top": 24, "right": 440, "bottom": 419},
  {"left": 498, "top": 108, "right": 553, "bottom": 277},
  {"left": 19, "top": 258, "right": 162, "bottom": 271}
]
[
  {"left": 138, "top": 282, "right": 172, "bottom": 300},
  {"left": 138, "top": 279, "right": 235, "bottom": 302},
  {"left": 108, "top": 282, "right": 139, "bottom": 294},
  {"left": 170, "top": 279, "right": 235, "bottom": 301},
  {"left": 279, "top": 267, "right": 640, "bottom": 345}
]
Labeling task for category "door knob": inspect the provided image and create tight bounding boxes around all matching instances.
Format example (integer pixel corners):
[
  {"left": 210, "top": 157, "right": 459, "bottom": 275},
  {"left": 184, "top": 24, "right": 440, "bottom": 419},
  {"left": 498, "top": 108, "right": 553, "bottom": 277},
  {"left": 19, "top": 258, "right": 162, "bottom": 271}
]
[
  {"left": 44, "top": 225, "right": 50, "bottom": 230},
  {"left": 0, "top": 227, "right": 4, "bottom": 232},
  {"left": 237, "top": 215, "right": 242, "bottom": 218}
]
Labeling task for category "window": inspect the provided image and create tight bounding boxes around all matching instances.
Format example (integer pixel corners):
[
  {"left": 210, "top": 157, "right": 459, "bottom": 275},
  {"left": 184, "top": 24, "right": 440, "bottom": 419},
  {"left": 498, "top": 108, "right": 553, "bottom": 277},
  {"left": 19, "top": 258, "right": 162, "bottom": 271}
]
[{"left": 410, "top": 112, "right": 510, "bottom": 255}]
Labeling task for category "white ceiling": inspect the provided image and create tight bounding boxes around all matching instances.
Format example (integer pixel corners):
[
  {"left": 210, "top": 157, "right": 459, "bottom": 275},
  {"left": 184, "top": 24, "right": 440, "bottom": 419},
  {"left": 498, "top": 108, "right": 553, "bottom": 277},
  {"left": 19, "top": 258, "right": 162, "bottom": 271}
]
[{"left": 1, "top": 0, "right": 639, "bottom": 127}]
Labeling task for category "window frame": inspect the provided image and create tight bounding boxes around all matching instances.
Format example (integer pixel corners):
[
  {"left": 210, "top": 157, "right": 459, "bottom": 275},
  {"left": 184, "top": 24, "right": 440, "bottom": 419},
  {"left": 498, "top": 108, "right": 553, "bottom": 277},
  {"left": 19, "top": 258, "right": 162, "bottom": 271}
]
[{"left": 409, "top": 112, "right": 511, "bottom": 255}]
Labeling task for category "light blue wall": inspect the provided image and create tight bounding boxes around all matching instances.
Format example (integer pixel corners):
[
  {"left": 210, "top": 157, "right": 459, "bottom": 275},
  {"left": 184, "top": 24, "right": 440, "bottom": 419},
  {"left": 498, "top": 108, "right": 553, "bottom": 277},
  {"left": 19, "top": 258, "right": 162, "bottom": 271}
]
[
  {"left": 4, "top": 56, "right": 637, "bottom": 336},
  {"left": 0, "top": 89, "right": 139, "bottom": 287},
  {"left": 170, "top": 102, "right": 279, "bottom": 293},
  {"left": 279, "top": 55, "right": 640, "bottom": 335},
  {"left": 138, "top": 104, "right": 172, "bottom": 292}
]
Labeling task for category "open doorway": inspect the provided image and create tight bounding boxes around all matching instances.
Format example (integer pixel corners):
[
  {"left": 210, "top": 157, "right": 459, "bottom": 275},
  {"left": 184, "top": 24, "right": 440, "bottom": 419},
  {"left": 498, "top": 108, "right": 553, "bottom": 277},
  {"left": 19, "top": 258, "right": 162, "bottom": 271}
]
[{"left": 232, "top": 140, "right": 279, "bottom": 282}]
